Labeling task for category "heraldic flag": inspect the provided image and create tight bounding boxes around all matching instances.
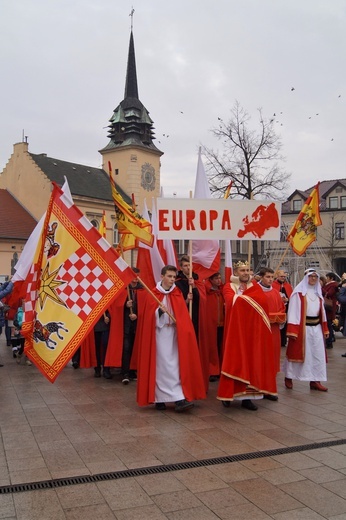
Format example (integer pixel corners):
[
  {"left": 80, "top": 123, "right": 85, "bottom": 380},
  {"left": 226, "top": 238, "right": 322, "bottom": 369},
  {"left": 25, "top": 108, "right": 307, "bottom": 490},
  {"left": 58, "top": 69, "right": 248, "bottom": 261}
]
[
  {"left": 108, "top": 161, "right": 153, "bottom": 251},
  {"left": 22, "top": 182, "right": 135, "bottom": 383},
  {"left": 286, "top": 182, "right": 322, "bottom": 256}
]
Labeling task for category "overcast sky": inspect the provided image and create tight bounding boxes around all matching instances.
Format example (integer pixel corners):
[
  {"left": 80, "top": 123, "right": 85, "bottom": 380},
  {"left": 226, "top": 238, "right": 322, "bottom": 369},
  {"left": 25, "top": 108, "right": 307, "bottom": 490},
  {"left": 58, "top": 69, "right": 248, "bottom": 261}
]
[{"left": 1, "top": 0, "right": 345, "bottom": 199}]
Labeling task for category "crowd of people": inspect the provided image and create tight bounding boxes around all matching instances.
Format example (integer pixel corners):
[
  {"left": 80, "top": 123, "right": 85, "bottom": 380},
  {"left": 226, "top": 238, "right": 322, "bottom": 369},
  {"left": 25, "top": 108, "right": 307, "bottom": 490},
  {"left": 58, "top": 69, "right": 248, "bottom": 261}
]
[{"left": 1, "top": 261, "right": 345, "bottom": 412}]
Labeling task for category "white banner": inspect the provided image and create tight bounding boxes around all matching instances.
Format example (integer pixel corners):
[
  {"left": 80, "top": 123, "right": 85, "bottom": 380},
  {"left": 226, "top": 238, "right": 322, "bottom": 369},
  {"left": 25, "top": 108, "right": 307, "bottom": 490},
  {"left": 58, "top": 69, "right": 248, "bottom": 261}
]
[{"left": 157, "top": 198, "right": 281, "bottom": 240}]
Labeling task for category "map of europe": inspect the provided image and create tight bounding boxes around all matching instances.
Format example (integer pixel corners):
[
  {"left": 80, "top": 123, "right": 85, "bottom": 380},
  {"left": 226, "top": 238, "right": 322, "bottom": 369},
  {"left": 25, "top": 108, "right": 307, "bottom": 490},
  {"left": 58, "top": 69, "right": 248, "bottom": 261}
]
[{"left": 237, "top": 202, "right": 280, "bottom": 239}]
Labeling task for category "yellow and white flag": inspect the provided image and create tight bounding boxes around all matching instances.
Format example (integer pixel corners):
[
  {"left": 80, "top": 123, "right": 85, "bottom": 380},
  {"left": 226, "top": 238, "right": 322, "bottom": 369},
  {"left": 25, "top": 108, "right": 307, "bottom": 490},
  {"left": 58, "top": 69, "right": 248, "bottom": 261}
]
[{"left": 287, "top": 182, "right": 322, "bottom": 256}]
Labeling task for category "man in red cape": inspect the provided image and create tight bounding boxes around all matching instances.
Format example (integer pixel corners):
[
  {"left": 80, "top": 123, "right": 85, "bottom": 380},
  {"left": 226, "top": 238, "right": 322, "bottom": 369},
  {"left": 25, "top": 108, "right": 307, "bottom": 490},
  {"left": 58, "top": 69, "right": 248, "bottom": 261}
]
[
  {"left": 105, "top": 268, "right": 145, "bottom": 383},
  {"left": 258, "top": 267, "right": 286, "bottom": 377},
  {"left": 217, "top": 283, "right": 278, "bottom": 409},
  {"left": 136, "top": 265, "right": 206, "bottom": 411},
  {"left": 175, "top": 255, "right": 210, "bottom": 392},
  {"left": 204, "top": 272, "right": 225, "bottom": 381}
]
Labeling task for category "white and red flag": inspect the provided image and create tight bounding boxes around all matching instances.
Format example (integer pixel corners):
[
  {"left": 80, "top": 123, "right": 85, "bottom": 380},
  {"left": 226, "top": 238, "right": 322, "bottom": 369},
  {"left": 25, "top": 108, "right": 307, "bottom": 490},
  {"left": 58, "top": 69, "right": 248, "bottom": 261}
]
[
  {"left": 22, "top": 182, "right": 135, "bottom": 383},
  {"left": 136, "top": 199, "right": 164, "bottom": 288},
  {"left": 157, "top": 189, "right": 178, "bottom": 268},
  {"left": 191, "top": 149, "right": 220, "bottom": 280}
]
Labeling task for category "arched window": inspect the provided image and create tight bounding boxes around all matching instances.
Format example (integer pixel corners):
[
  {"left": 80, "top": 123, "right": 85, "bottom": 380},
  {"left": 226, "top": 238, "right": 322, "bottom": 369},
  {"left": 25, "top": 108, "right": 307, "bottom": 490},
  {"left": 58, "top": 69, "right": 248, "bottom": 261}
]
[
  {"left": 113, "top": 222, "right": 119, "bottom": 246},
  {"left": 90, "top": 219, "right": 99, "bottom": 228}
]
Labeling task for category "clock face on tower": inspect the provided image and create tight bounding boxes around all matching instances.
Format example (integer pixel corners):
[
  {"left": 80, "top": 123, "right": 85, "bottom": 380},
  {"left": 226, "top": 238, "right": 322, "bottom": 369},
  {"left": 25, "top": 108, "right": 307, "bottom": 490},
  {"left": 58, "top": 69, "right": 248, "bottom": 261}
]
[{"left": 141, "top": 163, "right": 156, "bottom": 191}]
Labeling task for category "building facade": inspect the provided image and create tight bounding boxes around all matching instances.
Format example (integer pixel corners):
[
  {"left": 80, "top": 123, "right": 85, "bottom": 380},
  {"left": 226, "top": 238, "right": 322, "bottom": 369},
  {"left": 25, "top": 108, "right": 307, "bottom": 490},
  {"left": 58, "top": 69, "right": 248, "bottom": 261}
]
[
  {"left": 0, "top": 31, "right": 162, "bottom": 278},
  {"left": 259, "top": 180, "right": 346, "bottom": 285}
]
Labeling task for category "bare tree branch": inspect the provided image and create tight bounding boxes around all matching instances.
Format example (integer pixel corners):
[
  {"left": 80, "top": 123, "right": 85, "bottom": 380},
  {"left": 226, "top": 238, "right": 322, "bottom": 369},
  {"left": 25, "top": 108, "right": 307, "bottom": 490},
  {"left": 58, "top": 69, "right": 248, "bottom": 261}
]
[{"left": 203, "top": 101, "right": 291, "bottom": 266}]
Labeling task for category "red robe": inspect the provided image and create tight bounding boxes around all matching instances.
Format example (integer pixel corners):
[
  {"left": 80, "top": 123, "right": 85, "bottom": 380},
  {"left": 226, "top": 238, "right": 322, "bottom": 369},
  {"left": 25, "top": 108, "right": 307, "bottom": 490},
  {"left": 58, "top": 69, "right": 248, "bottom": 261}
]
[
  {"left": 105, "top": 287, "right": 146, "bottom": 369},
  {"left": 262, "top": 287, "right": 286, "bottom": 372},
  {"left": 136, "top": 285, "right": 206, "bottom": 406},
  {"left": 79, "top": 332, "right": 97, "bottom": 368},
  {"left": 272, "top": 280, "right": 293, "bottom": 298},
  {"left": 217, "top": 284, "right": 278, "bottom": 400},
  {"left": 194, "top": 278, "right": 210, "bottom": 391},
  {"left": 175, "top": 274, "right": 210, "bottom": 392},
  {"left": 221, "top": 279, "right": 254, "bottom": 358},
  {"left": 204, "top": 279, "right": 225, "bottom": 375}
]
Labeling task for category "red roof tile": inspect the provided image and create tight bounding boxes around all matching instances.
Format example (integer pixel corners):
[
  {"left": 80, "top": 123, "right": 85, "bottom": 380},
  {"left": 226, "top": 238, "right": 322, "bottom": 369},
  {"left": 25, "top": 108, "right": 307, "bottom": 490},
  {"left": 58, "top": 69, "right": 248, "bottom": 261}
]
[{"left": 0, "top": 190, "right": 37, "bottom": 240}]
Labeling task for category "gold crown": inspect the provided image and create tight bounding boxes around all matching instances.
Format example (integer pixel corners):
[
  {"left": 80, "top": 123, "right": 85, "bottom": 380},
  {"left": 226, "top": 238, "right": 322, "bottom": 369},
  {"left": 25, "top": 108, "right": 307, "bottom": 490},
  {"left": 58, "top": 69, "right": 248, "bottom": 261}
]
[{"left": 234, "top": 260, "right": 249, "bottom": 268}]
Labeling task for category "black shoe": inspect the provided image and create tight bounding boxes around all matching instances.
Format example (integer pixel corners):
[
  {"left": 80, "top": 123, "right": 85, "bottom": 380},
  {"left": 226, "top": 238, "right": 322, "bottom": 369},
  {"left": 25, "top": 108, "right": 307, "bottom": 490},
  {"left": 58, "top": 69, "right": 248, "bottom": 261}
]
[
  {"left": 263, "top": 394, "right": 278, "bottom": 401},
  {"left": 342, "top": 353, "right": 346, "bottom": 358},
  {"left": 209, "top": 375, "right": 219, "bottom": 382},
  {"left": 326, "top": 345, "right": 333, "bottom": 349},
  {"left": 6, "top": 342, "right": 11, "bottom": 347},
  {"left": 94, "top": 368, "right": 101, "bottom": 378},
  {"left": 241, "top": 399, "right": 258, "bottom": 411},
  {"left": 175, "top": 399, "right": 194, "bottom": 412},
  {"left": 72, "top": 361, "right": 79, "bottom": 369},
  {"left": 0, "top": 364, "right": 3, "bottom": 367},
  {"left": 122, "top": 374, "right": 130, "bottom": 385},
  {"left": 221, "top": 400, "right": 230, "bottom": 408},
  {"left": 103, "top": 368, "right": 113, "bottom": 379},
  {"left": 155, "top": 402, "right": 166, "bottom": 411}
]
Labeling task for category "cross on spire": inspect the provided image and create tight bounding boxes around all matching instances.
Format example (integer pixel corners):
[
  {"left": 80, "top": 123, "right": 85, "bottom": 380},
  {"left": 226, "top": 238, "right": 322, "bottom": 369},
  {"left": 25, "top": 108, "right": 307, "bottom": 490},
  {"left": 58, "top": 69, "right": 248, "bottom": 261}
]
[{"left": 129, "top": 7, "right": 135, "bottom": 31}]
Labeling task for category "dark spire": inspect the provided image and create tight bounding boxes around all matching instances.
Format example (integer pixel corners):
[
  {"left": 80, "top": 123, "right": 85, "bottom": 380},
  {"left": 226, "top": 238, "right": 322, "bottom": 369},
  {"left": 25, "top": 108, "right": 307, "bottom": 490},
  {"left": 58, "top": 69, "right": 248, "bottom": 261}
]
[
  {"left": 102, "top": 30, "right": 162, "bottom": 155},
  {"left": 124, "top": 31, "right": 138, "bottom": 100}
]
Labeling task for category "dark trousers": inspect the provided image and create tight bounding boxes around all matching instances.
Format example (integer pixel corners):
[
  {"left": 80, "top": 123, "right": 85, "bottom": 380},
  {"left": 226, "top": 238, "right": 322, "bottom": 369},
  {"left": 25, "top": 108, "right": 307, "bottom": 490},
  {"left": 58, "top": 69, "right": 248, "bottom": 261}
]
[
  {"left": 94, "top": 330, "right": 109, "bottom": 368},
  {"left": 5, "top": 321, "right": 11, "bottom": 344},
  {"left": 72, "top": 347, "right": 81, "bottom": 364},
  {"left": 326, "top": 318, "right": 335, "bottom": 346},
  {"left": 280, "top": 322, "right": 288, "bottom": 347},
  {"left": 121, "top": 328, "right": 136, "bottom": 376}
]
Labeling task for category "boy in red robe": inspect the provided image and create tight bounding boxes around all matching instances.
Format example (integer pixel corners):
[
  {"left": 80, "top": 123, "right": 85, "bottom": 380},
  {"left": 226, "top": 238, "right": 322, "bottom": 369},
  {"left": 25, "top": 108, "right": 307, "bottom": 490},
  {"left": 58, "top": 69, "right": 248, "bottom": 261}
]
[{"left": 136, "top": 265, "right": 206, "bottom": 412}]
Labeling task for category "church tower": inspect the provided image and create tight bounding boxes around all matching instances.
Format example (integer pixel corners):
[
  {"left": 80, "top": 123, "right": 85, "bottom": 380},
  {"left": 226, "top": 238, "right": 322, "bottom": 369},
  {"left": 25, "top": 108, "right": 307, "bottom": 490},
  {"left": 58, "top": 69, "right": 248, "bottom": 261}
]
[{"left": 99, "top": 30, "right": 163, "bottom": 212}]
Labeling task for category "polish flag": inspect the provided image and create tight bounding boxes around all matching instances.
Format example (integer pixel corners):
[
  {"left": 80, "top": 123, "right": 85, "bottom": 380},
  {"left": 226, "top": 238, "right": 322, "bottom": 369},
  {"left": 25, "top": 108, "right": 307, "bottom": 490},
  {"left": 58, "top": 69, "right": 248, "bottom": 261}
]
[
  {"left": 136, "top": 199, "right": 164, "bottom": 289},
  {"left": 191, "top": 149, "right": 220, "bottom": 280},
  {"left": 156, "top": 190, "right": 179, "bottom": 268}
]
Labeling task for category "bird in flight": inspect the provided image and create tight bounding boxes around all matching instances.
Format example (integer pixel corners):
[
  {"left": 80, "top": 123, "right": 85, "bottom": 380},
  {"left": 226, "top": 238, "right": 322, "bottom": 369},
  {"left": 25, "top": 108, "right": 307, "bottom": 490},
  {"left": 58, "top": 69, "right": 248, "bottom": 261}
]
[{"left": 291, "top": 87, "right": 295, "bottom": 91}]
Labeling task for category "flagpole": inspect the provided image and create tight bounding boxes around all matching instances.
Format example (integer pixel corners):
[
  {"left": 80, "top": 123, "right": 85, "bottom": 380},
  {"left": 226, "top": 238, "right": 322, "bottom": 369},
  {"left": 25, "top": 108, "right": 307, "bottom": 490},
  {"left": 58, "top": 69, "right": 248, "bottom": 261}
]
[
  {"left": 118, "top": 235, "right": 134, "bottom": 314},
  {"left": 248, "top": 191, "right": 253, "bottom": 268},
  {"left": 224, "top": 182, "right": 233, "bottom": 282},
  {"left": 188, "top": 190, "right": 193, "bottom": 318},
  {"left": 273, "top": 243, "right": 291, "bottom": 277}
]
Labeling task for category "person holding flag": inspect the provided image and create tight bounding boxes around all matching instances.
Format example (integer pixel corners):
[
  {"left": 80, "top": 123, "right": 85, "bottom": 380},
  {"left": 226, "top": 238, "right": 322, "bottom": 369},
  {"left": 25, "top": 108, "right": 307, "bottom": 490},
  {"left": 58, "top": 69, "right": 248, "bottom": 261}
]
[
  {"left": 175, "top": 255, "right": 210, "bottom": 391},
  {"left": 105, "top": 267, "right": 144, "bottom": 384},
  {"left": 136, "top": 265, "right": 206, "bottom": 411}
]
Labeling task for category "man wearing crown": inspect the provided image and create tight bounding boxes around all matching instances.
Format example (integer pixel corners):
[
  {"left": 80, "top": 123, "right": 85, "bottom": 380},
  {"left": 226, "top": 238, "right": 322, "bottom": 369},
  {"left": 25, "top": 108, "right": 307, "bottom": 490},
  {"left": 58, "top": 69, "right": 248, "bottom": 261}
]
[{"left": 218, "top": 261, "right": 278, "bottom": 410}]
